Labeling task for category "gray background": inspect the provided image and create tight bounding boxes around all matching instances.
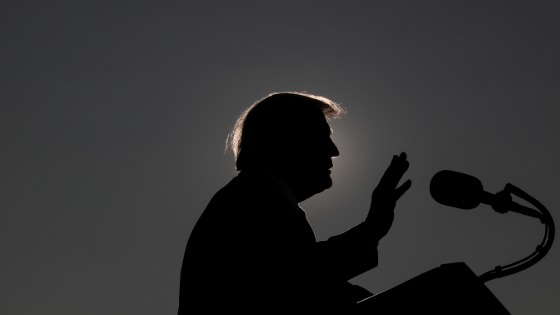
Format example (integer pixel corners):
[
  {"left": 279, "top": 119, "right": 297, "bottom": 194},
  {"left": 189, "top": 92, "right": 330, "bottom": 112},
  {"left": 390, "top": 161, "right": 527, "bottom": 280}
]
[{"left": 2, "top": 1, "right": 559, "bottom": 314}]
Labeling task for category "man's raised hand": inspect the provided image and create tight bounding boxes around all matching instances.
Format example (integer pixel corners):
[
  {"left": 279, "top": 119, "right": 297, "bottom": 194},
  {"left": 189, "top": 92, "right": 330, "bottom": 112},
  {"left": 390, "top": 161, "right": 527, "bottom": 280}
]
[{"left": 365, "top": 152, "right": 412, "bottom": 242}]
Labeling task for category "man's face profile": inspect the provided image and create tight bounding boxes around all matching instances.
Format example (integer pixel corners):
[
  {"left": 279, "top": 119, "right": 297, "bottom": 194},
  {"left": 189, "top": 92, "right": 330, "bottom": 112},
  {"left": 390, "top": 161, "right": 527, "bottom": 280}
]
[{"left": 277, "top": 111, "right": 340, "bottom": 201}]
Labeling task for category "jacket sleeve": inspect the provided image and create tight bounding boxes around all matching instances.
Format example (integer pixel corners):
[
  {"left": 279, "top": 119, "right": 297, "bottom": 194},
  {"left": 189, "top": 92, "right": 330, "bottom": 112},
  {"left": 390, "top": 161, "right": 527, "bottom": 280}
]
[{"left": 312, "top": 222, "right": 378, "bottom": 282}]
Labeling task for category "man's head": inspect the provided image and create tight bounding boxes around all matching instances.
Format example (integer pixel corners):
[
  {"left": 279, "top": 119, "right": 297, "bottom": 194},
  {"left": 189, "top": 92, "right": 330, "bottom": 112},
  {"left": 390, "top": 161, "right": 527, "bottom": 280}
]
[{"left": 227, "top": 92, "right": 344, "bottom": 201}]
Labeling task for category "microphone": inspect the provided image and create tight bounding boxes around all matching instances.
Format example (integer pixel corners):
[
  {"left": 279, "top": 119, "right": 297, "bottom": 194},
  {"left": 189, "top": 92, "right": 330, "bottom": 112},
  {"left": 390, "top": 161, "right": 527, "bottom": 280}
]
[
  {"left": 430, "top": 170, "right": 543, "bottom": 219},
  {"left": 430, "top": 170, "right": 554, "bottom": 283}
]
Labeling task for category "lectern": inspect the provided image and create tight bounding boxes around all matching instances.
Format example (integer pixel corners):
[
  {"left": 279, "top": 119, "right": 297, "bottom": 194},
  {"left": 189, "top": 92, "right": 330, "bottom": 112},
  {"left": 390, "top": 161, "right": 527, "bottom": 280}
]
[{"left": 356, "top": 262, "right": 510, "bottom": 314}]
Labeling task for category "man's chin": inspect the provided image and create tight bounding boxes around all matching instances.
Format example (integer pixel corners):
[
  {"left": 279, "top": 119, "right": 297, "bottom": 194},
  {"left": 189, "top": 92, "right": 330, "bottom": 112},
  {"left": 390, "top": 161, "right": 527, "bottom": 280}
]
[
  {"left": 294, "top": 174, "right": 330, "bottom": 198},
  {"left": 323, "top": 176, "right": 333, "bottom": 189},
  {"left": 315, "top": 174, "right": 333, "bottom": 192}
]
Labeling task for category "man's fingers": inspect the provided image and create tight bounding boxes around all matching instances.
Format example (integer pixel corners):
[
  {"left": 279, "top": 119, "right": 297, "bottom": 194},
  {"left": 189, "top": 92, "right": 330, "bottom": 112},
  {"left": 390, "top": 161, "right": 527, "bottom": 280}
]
[
  {"left": 380, "top": 152, "right": 409, "bottom": 189},
  {"left": 395, "top": 179, "right": 412, "bottom": 199}
]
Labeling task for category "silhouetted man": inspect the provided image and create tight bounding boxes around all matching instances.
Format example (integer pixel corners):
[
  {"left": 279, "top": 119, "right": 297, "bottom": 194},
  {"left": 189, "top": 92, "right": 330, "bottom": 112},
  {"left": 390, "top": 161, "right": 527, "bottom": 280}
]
[{"left": 178, "top": 92, "right": 411, "bottom": 314}]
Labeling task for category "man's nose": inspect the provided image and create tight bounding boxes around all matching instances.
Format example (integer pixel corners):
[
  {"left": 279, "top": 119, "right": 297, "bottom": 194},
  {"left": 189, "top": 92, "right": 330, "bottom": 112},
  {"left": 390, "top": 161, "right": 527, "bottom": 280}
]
[{"left": 329, "top": 138, "right": 340, "bottom": 157}]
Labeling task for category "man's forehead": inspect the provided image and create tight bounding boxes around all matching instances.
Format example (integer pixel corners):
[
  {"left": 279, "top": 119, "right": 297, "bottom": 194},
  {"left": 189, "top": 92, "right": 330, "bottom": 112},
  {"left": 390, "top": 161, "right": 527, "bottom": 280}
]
[{"left": 292, "top": 113, "right": 332, "bottom": 135}]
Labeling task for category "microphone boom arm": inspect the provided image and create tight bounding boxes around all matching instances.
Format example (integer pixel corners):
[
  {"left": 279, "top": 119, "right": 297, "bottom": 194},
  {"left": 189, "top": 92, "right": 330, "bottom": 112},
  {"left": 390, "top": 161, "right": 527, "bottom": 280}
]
[{"left": 478, "top": 183, "right": 555, "bottom": 283}]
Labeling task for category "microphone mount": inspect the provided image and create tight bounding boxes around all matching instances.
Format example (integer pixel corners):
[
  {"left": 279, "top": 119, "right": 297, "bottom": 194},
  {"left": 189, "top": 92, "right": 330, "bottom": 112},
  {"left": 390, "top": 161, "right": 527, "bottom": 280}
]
[{"left": 478, "top": 182, "right": 555, "bottom": 283}]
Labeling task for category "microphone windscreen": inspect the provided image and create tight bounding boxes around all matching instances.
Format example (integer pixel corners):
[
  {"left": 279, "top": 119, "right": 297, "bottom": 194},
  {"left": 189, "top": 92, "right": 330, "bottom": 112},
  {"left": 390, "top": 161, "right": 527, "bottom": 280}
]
[{"left": 430, "top": 170, "right": 483, "bottom": 210}]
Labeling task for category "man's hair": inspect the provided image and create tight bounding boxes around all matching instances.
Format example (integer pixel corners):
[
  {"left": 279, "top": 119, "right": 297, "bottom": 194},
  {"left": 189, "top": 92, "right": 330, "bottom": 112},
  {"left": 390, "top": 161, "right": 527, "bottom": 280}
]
[{"left": 226, "top": 92, "right": 345, "bottom": 171}]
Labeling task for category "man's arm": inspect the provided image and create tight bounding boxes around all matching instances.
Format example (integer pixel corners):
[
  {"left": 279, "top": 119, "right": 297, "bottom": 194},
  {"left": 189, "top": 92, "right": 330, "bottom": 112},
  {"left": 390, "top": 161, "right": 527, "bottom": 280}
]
[
  {"left": 310, "top": 152, "right": 412, "bottom": 281},
  {"left": 313, "top": 222, "right": 379, "bottom": 282}
]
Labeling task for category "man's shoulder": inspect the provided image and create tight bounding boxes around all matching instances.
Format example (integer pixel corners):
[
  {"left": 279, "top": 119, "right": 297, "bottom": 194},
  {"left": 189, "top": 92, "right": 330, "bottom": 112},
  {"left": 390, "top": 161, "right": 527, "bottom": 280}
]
[
  {"left": 202, "top": 171, "right": 295, "bottom": 223},
  {"left": 212, "top": 171, "right": 280, "bottom": 202},
  {"left": 192, "top": 171, "right": 295, "bottom": 241}
]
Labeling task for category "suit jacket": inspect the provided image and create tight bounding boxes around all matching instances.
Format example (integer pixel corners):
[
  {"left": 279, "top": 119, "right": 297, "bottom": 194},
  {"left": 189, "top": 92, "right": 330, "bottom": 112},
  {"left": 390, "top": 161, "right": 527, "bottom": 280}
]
[{"left": 178, "top": 171, "right": 378, "bottom": 314}]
